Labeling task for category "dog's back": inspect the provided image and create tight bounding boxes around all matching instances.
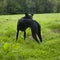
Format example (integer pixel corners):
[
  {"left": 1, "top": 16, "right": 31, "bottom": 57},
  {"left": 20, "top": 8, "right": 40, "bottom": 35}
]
[{"left": 17, "top": 18, "right": 34, "bottom": 31}]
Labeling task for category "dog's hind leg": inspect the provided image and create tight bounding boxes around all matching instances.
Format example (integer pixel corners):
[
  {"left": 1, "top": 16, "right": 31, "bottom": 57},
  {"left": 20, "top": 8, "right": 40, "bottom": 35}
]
[
  {"left": 16, "top": 30, "right": 19, "bottom": 41},
  {"left": 38, "top": 31, "right": 42, "bottom": 42},
  {"left": 33, "top": 21, "right": 42, "bottom": 42},
  {"left": 24, "top": 30, "right": 26, "bottom": 40},
  {"left": 37, "top": 24, "right": 42, "bottom": 42},
  {"left": 32, "top": 32, "right": 40, "bottom": 44},
  {"left": 31, "top": 26, "right": 40, "bottom": 44}
]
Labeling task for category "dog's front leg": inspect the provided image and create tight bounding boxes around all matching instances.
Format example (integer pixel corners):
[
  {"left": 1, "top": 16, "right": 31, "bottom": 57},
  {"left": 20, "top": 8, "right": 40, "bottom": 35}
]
[
  {"left": 24, "top": 30, "right": 26, "bottom": 40},
  {"left": 16, "top": 30, "right": 19, "bottom": 41}
]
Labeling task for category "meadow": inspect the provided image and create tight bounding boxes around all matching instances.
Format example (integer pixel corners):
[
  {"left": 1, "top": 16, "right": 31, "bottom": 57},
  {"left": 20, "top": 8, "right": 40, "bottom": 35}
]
[{"left": 0, "top": 13, "right": 60, "bottom": 60}]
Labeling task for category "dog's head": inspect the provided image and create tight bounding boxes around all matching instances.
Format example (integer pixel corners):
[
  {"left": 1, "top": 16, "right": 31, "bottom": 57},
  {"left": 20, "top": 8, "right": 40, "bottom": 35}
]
[{"left": 24, "top": 13, "right": 34, "bottom": 19}]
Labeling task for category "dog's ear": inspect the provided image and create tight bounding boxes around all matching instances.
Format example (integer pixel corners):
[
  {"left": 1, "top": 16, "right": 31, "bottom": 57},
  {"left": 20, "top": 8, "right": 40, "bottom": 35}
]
[
  {"left": 25, "top": 13, "right": 28, "bottom": 16},
  {"left": 31, "top": 14, "right": 34, "bottom": 16}
]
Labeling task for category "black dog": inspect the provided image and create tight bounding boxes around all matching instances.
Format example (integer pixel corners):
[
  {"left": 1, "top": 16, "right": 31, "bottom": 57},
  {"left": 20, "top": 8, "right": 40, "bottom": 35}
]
[{"left": 16, "top": 13, "right": 42, "bottom": 43}]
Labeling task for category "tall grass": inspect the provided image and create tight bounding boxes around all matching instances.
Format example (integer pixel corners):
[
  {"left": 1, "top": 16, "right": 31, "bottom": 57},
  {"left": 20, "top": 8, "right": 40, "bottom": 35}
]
[{"left": 0, "top": 13, "right": 60, "bottom": 60}]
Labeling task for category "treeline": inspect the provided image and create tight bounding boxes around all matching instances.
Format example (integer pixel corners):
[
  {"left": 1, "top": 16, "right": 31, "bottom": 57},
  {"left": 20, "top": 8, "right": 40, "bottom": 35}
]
[{"left": 0, "top": 0, "right": 60, "bottom": 14}]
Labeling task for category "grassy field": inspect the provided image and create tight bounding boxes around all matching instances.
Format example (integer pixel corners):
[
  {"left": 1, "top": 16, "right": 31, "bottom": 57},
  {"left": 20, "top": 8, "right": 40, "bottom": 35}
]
[{"left": 0, "top": 13, "right": 60, "bottom": 60}]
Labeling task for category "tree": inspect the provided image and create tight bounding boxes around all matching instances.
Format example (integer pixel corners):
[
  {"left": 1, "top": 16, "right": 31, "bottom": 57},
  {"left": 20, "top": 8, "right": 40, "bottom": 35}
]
[
  {"left": 56, "top": 2, "right": 60, "bottom": 13},
  {"left": 0, "top": 0, "right": 60, "bottom": 14}
]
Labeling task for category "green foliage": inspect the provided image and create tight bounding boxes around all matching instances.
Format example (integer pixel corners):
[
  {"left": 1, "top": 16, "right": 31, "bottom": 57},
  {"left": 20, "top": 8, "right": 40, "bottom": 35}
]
[
  {"left": 0, "top": 0, "right": 60, "bottom": 14},
  {"left": 0, "top": 13, "right": 60, "bottom": 60}
]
